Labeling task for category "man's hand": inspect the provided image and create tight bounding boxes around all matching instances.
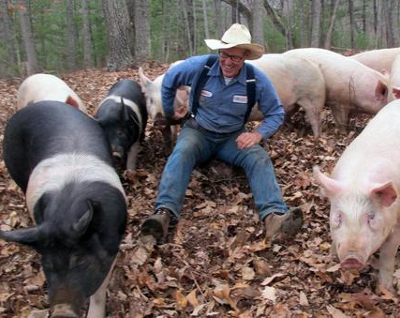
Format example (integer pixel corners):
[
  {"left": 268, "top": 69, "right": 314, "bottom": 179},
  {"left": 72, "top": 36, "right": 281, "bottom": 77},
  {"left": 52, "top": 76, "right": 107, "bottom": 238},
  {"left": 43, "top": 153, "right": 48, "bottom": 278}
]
[{"left": 236, "top": 131, "right": 263, "bottom": 149}]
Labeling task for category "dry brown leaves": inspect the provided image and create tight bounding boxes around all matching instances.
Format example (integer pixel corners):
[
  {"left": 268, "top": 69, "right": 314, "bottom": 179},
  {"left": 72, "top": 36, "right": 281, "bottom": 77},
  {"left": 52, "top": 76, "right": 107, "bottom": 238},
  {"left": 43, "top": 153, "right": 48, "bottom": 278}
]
[{"left": 0, "top": 65, "right": 399, "bottom": 318}]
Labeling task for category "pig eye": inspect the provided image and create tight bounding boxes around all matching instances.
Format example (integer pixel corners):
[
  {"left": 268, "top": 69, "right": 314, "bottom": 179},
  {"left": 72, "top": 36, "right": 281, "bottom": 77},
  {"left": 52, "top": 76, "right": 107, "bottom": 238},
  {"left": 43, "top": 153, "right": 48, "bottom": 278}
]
[
  {"left": 367, "top": 213, "right": 378, "bottom": 229},
  {"left": 367, "top": 213, "right": 375, "bottom": 221}
]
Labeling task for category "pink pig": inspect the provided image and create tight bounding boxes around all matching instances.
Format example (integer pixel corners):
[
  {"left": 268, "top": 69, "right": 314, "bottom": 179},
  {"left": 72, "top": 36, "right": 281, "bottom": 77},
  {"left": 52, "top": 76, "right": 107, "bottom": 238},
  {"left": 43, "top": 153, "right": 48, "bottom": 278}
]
[
  {"left": 349, "top": 48, "right": 400, "bottom": 74},
  {"left": 138, "top": 62, "right": 189, "bottom": 150},
  {"left": 283, "top": 48, "right": 388, "bottom": 134},
  {"left": 247, "top": 54, "right": 326, "bottom": 137},
  {"left": 313, "top": 99, "right": 400, "bottom": 290},
  {"left": 388, "top": 53, "right": 400, "bottom": 101}
]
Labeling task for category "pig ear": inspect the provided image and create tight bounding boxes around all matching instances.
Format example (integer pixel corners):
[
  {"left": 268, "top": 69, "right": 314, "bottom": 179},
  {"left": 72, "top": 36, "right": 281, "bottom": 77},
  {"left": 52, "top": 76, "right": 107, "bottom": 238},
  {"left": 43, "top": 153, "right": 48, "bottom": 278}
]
[
  {"left": 375, "top": 80, "right": 388, "bottom": 102},
  {"left": 65, "top": 96, "right": 79, "bottom": 109},
  {"left": 313, "top": 166, "right": 343, "bottom": 197},
  {"left": 72, "top": 200, "right": 94, "bottom": 238},
  {"left": 0, "top": 225, "right": 44, "bottom": 246},
  {"left": 138, "top": 67, "right": 151, "bottom": 94},
  {"left": 369, "top": 181, "right": 398, "bottom": 207},
  {"left": 119, "top": 97, "right": 130, "bottom": 122},
  {"left": 392, "top": 87, "right": 400, "bottom": 99}
]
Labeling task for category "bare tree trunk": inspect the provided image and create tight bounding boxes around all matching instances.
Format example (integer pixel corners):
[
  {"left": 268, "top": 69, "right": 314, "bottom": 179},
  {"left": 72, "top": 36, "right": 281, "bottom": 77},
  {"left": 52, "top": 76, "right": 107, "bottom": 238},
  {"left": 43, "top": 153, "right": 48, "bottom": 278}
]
[
  {"left": 202, "top": 0, "right": 210, "bottom": 52},
  {"left": 192, "top": 0, "right": 197, "bottom": 55},
  {"left": 0, "top": 0, "right": 18, "bottom": 76},
  {"left": 213, "top": 0, "right": 223, "bottom": 38},
  {"left": 387, "top": 0, "right": 400, "bottom": 47},
  {"left": 373, "top": 0, "right": 378, "bottom": 36},
  {"left": 251, "top": 0, "right": 264, "bottom": 49},
  {"left": 125, "top": 0, "right": 136, "bottom": 56},
  {"left": 375, "top": 0, "right": 386, "bottom": 48},
  {"left": 82, "top": 0, "right": 93, "bottom": 68},
  {"left": 101, "top": 0, "right": 133, "bottom": 70},
  {"left": 66, "top": 0, "right": 78, "bottom": 70},
  {"left": 181, "top": 0, "right": 193, "bottom": 56},
  {"left": 162, "top": 1, "right": 168, "bottom": 60},
  {"left": 310, "top": 0, "right": 322, "bottom": 47},
  {"left": 348, "top": 0, "right": 355, "bottom": 49},
  {"left": 262, "top": 0, "right": 285, "bottom": 36},
  {"left": 18, "top": 0, "right": 41, "bottom": 75},
  {"left": 222, "top": 0, "right": 251, "bottom": 25},
  {"left": 282, "top": 0, "right": 294, "bottom": 50},
  {"left": 299, "top": 0, "right": 309, "bottom": 47},
  {"left": 324, "top": 0, "right": 341, "bottom": 49},
  {"left": 134, "top": 0, "right": 151, "bottom": 63},
  {"left": 362, "top": 0, "right": 367, "bottom": 33}
]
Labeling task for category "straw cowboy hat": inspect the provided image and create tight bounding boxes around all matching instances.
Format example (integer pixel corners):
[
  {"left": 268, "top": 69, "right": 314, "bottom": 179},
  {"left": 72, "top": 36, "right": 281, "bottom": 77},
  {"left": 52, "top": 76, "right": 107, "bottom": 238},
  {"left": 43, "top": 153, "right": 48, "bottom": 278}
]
[{"left": 204, "top": 23, "right": 265, "bottom": 60}]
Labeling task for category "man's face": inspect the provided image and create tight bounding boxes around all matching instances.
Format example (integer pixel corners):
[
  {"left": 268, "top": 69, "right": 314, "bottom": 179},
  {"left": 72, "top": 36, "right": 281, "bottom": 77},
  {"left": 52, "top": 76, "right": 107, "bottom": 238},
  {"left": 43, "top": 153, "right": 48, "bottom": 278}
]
[{"left": 219, "top": 47, "right": 248, "bottom": 78}]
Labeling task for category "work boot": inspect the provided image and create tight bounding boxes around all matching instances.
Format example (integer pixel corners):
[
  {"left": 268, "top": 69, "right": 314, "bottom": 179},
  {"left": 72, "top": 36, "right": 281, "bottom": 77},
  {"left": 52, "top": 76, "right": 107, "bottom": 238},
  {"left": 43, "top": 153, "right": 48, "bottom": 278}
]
[
  {"left": 141, "top": 208, "right": 174, "bottom": 243},
  {"left": 264, "top": 207, "right": 303, "bottom": 243}
]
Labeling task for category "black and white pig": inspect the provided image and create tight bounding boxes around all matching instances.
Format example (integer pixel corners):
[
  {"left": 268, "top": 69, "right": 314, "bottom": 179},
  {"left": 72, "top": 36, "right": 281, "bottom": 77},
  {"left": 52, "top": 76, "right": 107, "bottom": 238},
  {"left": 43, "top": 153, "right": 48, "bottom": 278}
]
[
  {"left": 17, "top": 73, "right": 87, "bottom": 113},
  {"left": 1, "top": 101, "right": 127, "bottom": 318},
  {"left": 95, "top": 79, "right": 147, "bottom": 172}
]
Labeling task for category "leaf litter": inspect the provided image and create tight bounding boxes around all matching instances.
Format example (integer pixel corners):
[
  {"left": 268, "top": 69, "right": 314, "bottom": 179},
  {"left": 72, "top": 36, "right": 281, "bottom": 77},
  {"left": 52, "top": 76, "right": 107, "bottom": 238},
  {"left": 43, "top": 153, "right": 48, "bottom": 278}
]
[{"left": 0, "top": 65, "right": 399, "bottom": 317}]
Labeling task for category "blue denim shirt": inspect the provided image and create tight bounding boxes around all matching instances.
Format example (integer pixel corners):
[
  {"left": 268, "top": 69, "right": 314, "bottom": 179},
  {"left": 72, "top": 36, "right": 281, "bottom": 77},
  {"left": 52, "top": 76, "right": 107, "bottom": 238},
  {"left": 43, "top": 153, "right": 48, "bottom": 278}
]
[{"left": 162, "top": 54, "right": 284, "bottom": 139}]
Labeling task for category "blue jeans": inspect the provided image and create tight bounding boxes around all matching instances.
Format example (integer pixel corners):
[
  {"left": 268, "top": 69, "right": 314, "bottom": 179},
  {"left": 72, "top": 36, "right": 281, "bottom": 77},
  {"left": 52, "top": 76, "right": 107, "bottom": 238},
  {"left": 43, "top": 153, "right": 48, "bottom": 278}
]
[{"left": 155, "top": 120, "right": 287, "bottom": 221}]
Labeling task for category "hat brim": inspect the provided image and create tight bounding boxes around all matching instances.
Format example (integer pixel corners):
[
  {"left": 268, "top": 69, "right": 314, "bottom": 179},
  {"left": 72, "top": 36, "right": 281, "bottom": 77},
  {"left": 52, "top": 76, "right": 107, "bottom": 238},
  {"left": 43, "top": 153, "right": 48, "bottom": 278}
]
[{"left": 204, "top": 39, "right": 264, "bottom": 60}]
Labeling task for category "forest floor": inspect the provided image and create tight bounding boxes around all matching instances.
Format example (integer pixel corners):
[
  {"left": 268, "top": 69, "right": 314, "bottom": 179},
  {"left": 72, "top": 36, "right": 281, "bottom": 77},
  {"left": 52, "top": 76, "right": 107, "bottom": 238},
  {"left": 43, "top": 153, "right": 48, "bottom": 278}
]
[{"left": 0, "top": 64, "right": 399, "bottom": 318}]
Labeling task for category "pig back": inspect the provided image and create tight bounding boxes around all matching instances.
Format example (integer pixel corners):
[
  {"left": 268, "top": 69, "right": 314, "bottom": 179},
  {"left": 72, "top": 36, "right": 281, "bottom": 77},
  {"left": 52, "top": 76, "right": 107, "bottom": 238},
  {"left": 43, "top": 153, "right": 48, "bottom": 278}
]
[
  {"left": 248, "top": 54, "right": 325, "bottom": 110},
  {"left": 332, "top": 99, "right": 400, "bottom": 182},
  {"left": 3, "top": 101, "right": 113, "bottom": 191},
  {"left": 283, "top": 48, "right": 388, "bottom": 114},
  {"left": 349, "top": 48, "right": 400, "bottom": 73}
]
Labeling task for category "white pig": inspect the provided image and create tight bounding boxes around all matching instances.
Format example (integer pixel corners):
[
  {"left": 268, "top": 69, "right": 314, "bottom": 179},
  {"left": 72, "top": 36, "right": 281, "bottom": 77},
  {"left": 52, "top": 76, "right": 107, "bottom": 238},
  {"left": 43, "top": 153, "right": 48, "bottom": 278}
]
[
  {"left": 388, "top": 53, "right": 400, "bottom": 101},
  {"left": 247, "top": 54, "right": 326, "bottom": 137},
  {"left": 349, "top": 48, "right": 400, "bottom": 74},
  {"left": 17, "top": 73, "right": 86, "bottom": 113},
  {"left": 138, "top": 62, "right": 189, "bottom": 150},
  {"left": 283, "top": 48, "right": 388, "bottom": 133},
  {"left": 313, "top": 99, "right": 400, "bottom": 290}
]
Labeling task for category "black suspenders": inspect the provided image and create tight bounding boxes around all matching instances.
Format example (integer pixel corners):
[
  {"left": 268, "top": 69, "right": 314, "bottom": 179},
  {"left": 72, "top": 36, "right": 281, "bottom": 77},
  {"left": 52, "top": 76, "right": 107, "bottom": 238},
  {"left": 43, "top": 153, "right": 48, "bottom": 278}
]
[{"left": 191, "top": 54, "right": 256, "bottom": 124}]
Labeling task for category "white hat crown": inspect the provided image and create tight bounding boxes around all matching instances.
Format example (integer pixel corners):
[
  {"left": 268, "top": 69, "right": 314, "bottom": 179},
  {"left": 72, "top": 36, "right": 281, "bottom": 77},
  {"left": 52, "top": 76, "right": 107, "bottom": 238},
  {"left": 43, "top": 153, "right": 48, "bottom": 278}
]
[
  {"left": 204, "top": 23, "right": 264, "bottom": 60},
  {"left": 221, "top": 24, "right": 252, "bottom": 45}
]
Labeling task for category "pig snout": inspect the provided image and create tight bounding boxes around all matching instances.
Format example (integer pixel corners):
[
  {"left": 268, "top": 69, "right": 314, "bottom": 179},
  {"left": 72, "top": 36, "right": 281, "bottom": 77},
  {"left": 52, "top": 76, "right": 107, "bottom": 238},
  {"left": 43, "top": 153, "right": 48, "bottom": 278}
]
[
  {"left": 50, "top": 303, "right": 78, "bottom": 318},
  {"left": 340, "top": 253, "right": 366, "bottom": 270},
  {"left": 111, "top": 144, "right": 126, "bottom": 168}
]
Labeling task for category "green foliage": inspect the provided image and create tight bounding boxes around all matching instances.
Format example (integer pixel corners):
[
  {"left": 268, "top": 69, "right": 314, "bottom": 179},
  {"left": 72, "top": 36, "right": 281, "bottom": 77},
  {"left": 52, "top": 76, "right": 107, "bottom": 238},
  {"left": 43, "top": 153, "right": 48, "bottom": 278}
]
[
  {"left": 264, "top": 19, "right": 286, "bottom": 53},
  {"left": 0, "top": 0, "right": 395, "bottom": 77}
]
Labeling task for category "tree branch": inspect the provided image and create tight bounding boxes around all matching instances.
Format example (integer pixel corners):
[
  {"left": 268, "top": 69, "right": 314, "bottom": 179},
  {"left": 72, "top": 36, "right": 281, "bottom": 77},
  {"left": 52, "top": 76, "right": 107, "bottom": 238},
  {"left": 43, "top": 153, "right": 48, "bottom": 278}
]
[{"left": 263, "top": 0, "right": 286, "bottom": 36}]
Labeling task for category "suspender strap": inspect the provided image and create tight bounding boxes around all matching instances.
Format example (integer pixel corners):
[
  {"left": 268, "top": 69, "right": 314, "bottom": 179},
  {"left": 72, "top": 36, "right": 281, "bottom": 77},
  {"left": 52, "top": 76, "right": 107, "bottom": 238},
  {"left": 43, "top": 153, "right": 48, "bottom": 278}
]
[
  {"left": 244, "top": 63, "right": 256, "bottom": 124},
  {"left": 191, "top": 54, "right": 218, "bottom": 116},
  {"left": 191, "top": 54, "right": 256, "bottom": 124}
]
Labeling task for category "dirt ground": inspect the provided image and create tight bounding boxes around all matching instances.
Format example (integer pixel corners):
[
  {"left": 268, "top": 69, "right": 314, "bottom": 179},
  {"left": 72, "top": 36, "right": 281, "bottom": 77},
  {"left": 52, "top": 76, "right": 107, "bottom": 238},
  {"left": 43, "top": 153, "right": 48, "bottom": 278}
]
[{"left": 0, "top": 65, "right": 399, "bottom": 318}]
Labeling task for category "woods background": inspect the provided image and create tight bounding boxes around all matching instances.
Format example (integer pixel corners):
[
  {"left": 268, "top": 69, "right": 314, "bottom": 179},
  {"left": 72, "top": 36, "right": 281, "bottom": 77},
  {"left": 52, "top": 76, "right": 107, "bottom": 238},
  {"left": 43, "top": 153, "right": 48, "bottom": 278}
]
[{"left": 0, "top": 0, "right": 399, "bottom": 79}]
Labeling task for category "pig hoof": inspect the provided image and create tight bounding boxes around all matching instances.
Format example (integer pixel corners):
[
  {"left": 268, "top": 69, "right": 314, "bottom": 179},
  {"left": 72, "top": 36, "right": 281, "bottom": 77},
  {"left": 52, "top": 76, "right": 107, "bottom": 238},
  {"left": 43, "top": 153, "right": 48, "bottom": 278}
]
[{"left": 51, "top": 304, "right": 78, "bottom": 318}]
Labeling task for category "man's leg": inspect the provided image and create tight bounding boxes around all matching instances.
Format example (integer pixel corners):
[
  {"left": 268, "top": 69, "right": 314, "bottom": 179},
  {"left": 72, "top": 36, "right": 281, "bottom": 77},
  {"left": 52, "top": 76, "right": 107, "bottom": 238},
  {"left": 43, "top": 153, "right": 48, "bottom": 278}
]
[
  {"left": 142, "top": 126, "right": 213, "bottom": 242},
  {"left": 217, "top": 138, "right": 302, "bottom": 242}
]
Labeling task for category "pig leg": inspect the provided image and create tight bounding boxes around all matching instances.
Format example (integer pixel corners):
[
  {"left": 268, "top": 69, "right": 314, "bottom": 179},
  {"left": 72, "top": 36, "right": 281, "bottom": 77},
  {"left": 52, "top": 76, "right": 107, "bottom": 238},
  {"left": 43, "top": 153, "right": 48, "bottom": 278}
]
[
  {"left": 126, "top": 141, "right": 140, "bottom": 171},
  {"left": 330, "top": 103, "right": 350, "bottom": 134},
  {"left": 86, "top": 260, "right": 116, "bottom": 318},
  {"left": 377, "top": 223, "right": 400, "bottom": 290},
  {"left": 298, "top": 100, "right": 322, "bottom": 137}
]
